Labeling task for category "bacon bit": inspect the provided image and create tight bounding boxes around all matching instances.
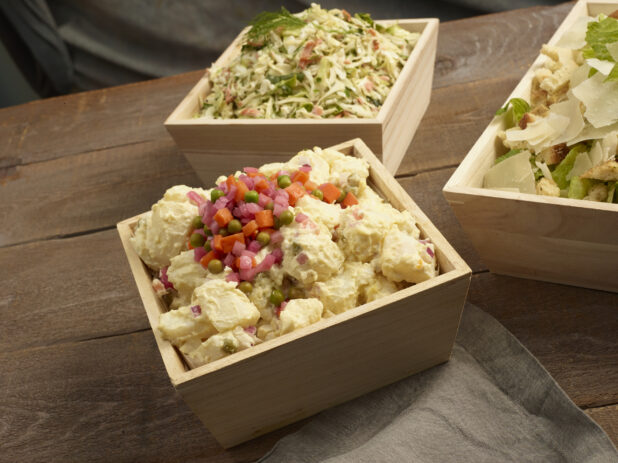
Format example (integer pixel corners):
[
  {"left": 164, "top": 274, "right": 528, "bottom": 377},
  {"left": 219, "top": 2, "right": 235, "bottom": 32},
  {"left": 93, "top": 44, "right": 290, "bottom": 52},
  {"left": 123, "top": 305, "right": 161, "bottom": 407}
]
[
  {"left": 240, "top": 108, "right": 260, "bottom": 117},
  {"left": 334, "top": 113, "right": 343, "bottom": 119},
  {"left": 553, "top": 143, "right": 569, "bottom": 162},
  {"left": 368, "top": 28, "right": 377, "bottom": 37},
  {"left": 299, "top": 41, "right": 317, "bottom": 69},
  {"left": 312, "top": 106, "right": 324, "bottom": 116},
  {"left": 364, "top": 79, "right": 374, "bottom": 92},
  {"left": 610, "top": 9, "right": 618, "bottom": 19},
  {"left": 342, "top": 110, "right": 351, "bottom": 117},
  {"left": 379, "top": 75, "right": 390, "bottom": 82},
  {"left": 519, "top": 113, "right": 532, "bottom": 130},
  {"left": 224, "top": 87, "right": 234, "bottom": 104},
  {"left": 372, "top": 39, "right": 379, "bottom": 51},
  {"left": 344, "top": 59, "right": 351, "bottom": 65},
  {"left": 341, "top": 9, "right": 351, "bottom": 21}
]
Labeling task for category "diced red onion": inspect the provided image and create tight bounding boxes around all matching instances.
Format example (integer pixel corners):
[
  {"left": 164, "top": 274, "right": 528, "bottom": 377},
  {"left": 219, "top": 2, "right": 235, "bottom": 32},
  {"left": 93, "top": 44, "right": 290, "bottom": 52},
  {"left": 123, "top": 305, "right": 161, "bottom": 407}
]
[
  {"left": 245, "top": 202, "right": 262, "bottom": 215},
  {"left": 247, "top": 240, "right": 261, "bottom": 253},
  {"left": 244, "top": 325, "right": 257, "bottom": 335},
  {"left": 201, "top": 201, "right": 215, "bottom": 224},
  {"left": 275, "top": 170, "right": 290, "bottom": 178},
  {"left": 271, "top": 247, "right": 283, "bottom": 263},
  {"left": 239, "top": 255, "right": 253, "bottom": 270},
  {"left": 299, "top": 164, "right": 312, "bottom": 172},
  {"left": 193, "top": 228, "right": 206, "bottom": 237},
  {"left": 274, "top": 189, "right": 289, "bottom": 201},
  {"left": 190, "top": 305, "right": 201, "bottom": 317},
  {"left": 240, "top": 217, "right": 253, "bottom": 225},
  {"left": 426, "top": 246, "right": 435, "bottom": 258},
  {"left": 241, "top": 250, "right": 256, "bottom": 258},
  {"left": 193, "top": 246, "right": 207, "bottom": 262},
  {"left": 239, "top": 253, "right": 276, "bottom": 281},
  {"left": 186, "top": 191, "right": 206, "bottom": 206},
  {"left": 274, "top": 195, "right": 289, "bottom": 207},
  {"left": 295, "top": 213, "right": 308, "bottom": 223},
  {"left": 263, "top": 186, "right": 276, "bottom": 197},
  {"left": 209, "top": 221, "right": 220, "bottom": 235},
  {"left": 296, "top": 252, "right": 308, "bottom": 264},
  {"left": 243, "top": 167, "right": 259, "bottom": 174},
  {"left": 226, "top": 272, "right": 240, "bottom": 283},
  {"left": 223, "top": 253, "right": 235, "bottom": 268},
  {"left": 159, "top": 266, "right": 174, "bottom": 290},
  {"left": 419, "top": 238, "right": 431, "bottom": 244},
  {"left": 214, "top": 196, "right": 228, "bottom": 211},
  {"left": 239, "top": 174, "right": 254, "bottom": 190},
  {"left": 270, "top": 231, "right": 283, "bottom": 245},
  {"left": 232, "top": 240, "right": 246, "bottom": 256},
  {"left": 258, "top": 193, "right": 271, "bottom": 207},
  {"left": 218, "top": 181, "right": 228, "bottom": 193},
  {"left": 273, "top": 203, "right": 287, "bottom": 217}
]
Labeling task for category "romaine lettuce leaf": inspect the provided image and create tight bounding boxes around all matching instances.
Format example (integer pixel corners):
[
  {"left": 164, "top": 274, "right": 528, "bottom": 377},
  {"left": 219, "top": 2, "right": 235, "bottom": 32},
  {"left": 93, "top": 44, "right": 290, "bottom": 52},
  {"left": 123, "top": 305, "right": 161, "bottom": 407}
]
[
  {"left": 583, "top": 15, "right": 618, "bottom": 82},
  {"left": 567, "top": 176, "right": 592, "bottom": 199},
  {"left": 495, "top": 98, "right": 530, "bottom": 126}
]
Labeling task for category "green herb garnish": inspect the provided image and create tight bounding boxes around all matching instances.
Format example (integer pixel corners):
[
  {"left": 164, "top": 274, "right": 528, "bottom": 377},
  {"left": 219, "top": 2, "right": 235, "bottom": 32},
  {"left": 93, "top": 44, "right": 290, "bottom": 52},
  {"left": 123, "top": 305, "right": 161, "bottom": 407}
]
[
  {"left": 247, "top": 7, "right": 306, "bottom": 41},
  {"left": 355, "top": 13, "right": 374, "bottom": 27}
]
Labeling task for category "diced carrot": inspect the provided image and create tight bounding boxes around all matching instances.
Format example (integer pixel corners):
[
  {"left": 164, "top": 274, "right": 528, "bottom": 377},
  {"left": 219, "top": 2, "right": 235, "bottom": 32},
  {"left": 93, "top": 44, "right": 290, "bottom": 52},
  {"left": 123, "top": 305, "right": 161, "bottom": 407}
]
[
  {"left": 235, "top": 181, "right": 249, "bottom": 202},
  {"left": 200, "top": 250, "right": 218, "bottom": 268},
  {"left": 318, "top": 183, "right": 341, "bottom": 203},
  {"left": 252, "top": 257, "right": 257, "bottom": 267},
  {"left": 247, "top": 171, "right": 261, "bottom": 178},
  {"left": 221, "top": 233, "right": 245, "bottom": 253},
  {"left": 187, "top": 239, "right": 194, "bottom": 250},
  {"left": 242, "top": 220, "right": 259, "bottom": 237},
  {"left": 304, "top": 180, "right": 318, "bottom": 192},
  {"left": 284, "top": 182, "right": 307, "bottom": 206},
  {"left": 226, "top": 175, "right": 237, "bottom": 189},
  {"left": 234, "top": 257, "right": 241, "bottom": 269},
  {"left": 254, "top": 178, "right": 270, "bottom": 192},
  {"left": 212, "top": 235, "right": 223, "bottom": 252},
  {"left": 342, "top": 191, "right": 359, "bottom": 208},
  {"left": 292, "top": 170, "right": 310, "bottom": 184},
  {"left": 255, "top": 209, "right": 274, "bottom": 228},
  {"left": 214, "top": 207, "right": 233, "bottom": 227}
]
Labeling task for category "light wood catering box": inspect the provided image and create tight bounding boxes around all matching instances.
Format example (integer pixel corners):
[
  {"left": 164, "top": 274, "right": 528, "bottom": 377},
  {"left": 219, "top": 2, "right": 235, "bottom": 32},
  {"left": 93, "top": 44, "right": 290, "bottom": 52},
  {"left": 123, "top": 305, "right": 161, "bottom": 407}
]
[
  {"left": 443, "top": 0, "right": 618, "bottom": 293},
  {"left": 164, "top": 18, "right": 439, "bottom": 185},
  {"left": 118, "top": 139, "right": 471, "bottom": 448}
]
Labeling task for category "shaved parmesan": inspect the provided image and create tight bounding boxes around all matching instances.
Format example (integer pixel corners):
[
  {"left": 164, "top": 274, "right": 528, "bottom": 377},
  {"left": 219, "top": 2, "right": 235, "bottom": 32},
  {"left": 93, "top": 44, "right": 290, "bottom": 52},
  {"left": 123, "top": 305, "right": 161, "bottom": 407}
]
[
  {"left": 549, "top": 96, "right": 584, "bottom": 144},
  {"left": 567, "top": 121, "right": 618, "bottom": 145},
  {"left": 484, "top": 151, "right": 536, "bottom": 194},
  {"left": 505, "top": 113, "right": 569, "bottom": 151},
  {"left": 557, "top": 16, "right": 594, "bottom": 49},
  {"left": 586, "top": 58, "right": 615, "bottom": 76},
  {"left": 601, "top": 132, "right": 617, "bottom": 161},
  {"left": 566, "top": 152, "right": 593, "bottom": 180},
  {"left": 535, "top": 160, "right": 553, "bottom": 180},
  {"left": 607, "top": 41, "right": 618, "bottom": 63},
  {"left": 571, "top": 72, "right": 618, "bottom": 128},
  {"left": 588, "top": 141, "right": 604, "bottom": 167},
  {"left": 570, "top": 63, "right": 591, "bottom": 88}
]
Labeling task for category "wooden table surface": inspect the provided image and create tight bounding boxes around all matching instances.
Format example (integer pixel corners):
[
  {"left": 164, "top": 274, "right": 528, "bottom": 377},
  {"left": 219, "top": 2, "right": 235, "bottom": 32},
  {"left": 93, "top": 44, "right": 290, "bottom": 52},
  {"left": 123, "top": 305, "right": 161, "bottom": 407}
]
[{"left": 1, "top": 3, "right": 617, "bottom": 461}]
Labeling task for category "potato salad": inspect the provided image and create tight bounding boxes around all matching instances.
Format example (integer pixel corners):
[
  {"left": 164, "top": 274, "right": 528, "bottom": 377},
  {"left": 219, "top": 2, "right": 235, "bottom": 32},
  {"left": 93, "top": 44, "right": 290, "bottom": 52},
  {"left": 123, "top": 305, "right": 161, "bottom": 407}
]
[
  {"left": 195, "top": 4, "right": 418, "bottom": 119},
  {"left": 485, "top": 13, "right": 618, "bottom": 202},
  {"left": 131, "top": 148, "right": 437, "bottom": 368}
]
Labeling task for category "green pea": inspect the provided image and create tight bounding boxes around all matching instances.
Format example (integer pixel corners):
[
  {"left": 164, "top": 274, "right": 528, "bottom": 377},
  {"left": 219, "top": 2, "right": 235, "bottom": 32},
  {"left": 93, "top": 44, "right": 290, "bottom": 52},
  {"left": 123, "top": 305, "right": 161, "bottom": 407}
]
[
  {"left": 204, "top": 241, "right": 212, "bottom": 252},
  {"left": 191, "top": 216, "right": 204, "bottom": 229},
  {"left": 256, "top": 232, "right": 270, "bottom": 247},
  {"left": 244, "top": 190, "right": 259, "bottom": 203},
  {"left": 227, "top": 219, "right": 242, "bottom": 234},
  {"left": 279, "top": 210, "right": 294, "bottom": 225},
  {"left": 265, "top": 202, "right": 274, "bottom": 210},
  {"left": 204, "top": 226, "right": 213, "bottom": 236},
  {"left": 208, "top": 259, "right": 223, "bottom": 274},
  {"left": 273, "top": 216, "right": 281, "bottom": 230},
  {"left": 211, "top": 189, "right": 224, "bottom": 202},
  {"left": 219, "top": 228, "right": 229, "bottom": 237},
  {"left": 270, "top": 289, "right": 284, "bottom": 306},
  {"left": 222, "top": 339, "right": 237, "bottom": 353},
  {"left": 190, "top": 233, "right": 205, "bottom": 248},
  {"left": 238, "top": 281, "right": 253, "bottom": 294},
  {"left": 311, "top": 189, "right": 324, "bottom": 200},
  {"left": 288, "top": 287, "right": 304, "bottom": 299},
  {"left": 277, "top": 175, "right": 292, "bottom": 189}
]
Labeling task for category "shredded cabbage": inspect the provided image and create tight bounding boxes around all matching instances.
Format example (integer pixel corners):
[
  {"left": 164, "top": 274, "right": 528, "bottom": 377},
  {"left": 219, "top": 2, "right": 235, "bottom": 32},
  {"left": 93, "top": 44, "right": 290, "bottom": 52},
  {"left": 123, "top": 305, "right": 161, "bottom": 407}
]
[{"left": 195, "top": 3, "right": 419, "bottom": 119}]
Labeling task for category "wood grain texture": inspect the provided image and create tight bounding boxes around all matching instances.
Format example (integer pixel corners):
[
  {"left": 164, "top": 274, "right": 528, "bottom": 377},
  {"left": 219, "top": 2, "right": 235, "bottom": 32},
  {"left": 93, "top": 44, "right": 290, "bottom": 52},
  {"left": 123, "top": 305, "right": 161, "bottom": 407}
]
[
  {"left": 585, "top": 405, "right": 618, "bottom": 447},
  {"left": 432, "top": 3, "right": 572, "bottom": 89},
  {"left": 0, "top": 330, "right": 300, "bottom": 463},
  {"left": 0, "top": 229, "right": 149, "bottom": 353},
  {"left": 469, "top": 272, "right": 618, "bottom": 409},
  {"left": 0, "top": 72, "right": 202, "bottom": 168},
  {"left": 0, "top": 139, "right": 199, "bottom": 247}
]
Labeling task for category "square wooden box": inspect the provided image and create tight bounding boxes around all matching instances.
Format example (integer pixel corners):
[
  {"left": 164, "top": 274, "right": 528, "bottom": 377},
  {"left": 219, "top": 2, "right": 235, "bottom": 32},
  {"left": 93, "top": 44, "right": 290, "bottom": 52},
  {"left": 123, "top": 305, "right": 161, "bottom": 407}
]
[
  {"left": 443, "top": 0, "right": 618, "bottom": 293},
  {"left": 118, "top": 139, "right": 471, "bottom": 448},
  {"left": 164, "top": 18, "right": 439, "bottom": 185}
]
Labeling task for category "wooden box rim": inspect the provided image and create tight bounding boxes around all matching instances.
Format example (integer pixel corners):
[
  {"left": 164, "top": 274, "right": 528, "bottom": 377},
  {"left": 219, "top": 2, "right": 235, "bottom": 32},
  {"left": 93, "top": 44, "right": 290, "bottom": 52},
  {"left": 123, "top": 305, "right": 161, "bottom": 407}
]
[
  {"left": 117, "top": 138, "right": 470, "bottom": 387},
  {"left": 443, "top": 0, "right": 618, "bottom": 214},
  {"left": 164, "top": 18, "right": 439, "bottom": 128}
]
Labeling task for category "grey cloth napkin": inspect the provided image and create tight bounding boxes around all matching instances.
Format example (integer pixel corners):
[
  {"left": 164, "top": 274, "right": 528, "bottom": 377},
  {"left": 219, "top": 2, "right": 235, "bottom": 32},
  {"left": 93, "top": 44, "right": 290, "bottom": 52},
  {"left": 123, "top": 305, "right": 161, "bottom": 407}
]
[{"left": 259, "top": 303, "right": 618, "bottom": 463}]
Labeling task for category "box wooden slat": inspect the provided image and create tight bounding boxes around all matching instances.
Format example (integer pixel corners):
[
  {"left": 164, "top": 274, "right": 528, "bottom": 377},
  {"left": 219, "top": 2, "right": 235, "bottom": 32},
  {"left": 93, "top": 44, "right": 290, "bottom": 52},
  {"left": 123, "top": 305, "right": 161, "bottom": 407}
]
[
  {"left": 118, "top": 139, "right": 471, "bottom": 448},
  {"left": 443, "top": 0, "right": 618, "bottom": 293},
  {"left": 164, "top": 19, "right": 439, "bottom": 185}
]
